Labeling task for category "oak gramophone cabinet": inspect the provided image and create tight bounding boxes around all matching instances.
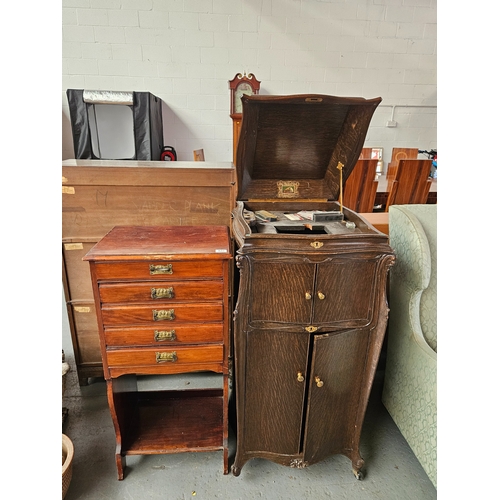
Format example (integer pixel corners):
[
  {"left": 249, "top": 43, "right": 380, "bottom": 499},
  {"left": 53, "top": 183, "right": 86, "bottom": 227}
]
[{"left": 230, "top": 94, "right": 395, "bottom": 479}]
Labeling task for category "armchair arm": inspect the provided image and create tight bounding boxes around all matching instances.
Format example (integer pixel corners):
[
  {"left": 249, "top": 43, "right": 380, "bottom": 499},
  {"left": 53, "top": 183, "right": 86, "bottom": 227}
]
[{"left": 388, "top": 205, "right": 436, "bottom": 356}]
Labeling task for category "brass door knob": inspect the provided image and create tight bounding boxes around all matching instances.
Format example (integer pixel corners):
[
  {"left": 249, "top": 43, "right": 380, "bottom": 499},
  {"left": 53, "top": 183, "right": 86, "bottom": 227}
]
[
  {"left": 305, "top": 292, "right": 312, "bottom": 300},
  {"left": 315, "top": 376, "right": 324, "bottom": 388},
  {"left": 297, "top": 372, "right": 305, "bottom": 382},
  {"left": 317, "top": 292, "right": 325, "bottom": 300}
]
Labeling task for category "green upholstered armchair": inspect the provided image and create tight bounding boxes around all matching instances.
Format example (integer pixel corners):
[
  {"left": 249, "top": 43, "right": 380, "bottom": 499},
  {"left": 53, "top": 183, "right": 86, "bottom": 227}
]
[{"left": 382, "top": 204, "right": 437, "bottom": 488}]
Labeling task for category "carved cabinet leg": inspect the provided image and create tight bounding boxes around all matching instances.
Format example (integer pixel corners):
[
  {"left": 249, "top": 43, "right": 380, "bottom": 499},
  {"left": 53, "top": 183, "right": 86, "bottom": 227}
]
[{"left": 351, "top": 456, "right": 365, "bottom": 480}]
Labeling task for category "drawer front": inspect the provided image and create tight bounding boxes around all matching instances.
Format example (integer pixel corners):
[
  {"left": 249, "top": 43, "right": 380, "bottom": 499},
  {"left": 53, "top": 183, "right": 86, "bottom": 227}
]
[
  {"left": 106, "top": 344, "right": 223, "bottom": 368},
  {"left": 101, "top": 302, "right": 223, "bottom": 326},
  {"left": 99, "top": 280, "right": 224, "bottom": 303},
  {"left": 93, "top": 260, "right": 223, "bottom": 281},
  {"left": 104, "top": 323, "right": 224, "bottom": 347}
]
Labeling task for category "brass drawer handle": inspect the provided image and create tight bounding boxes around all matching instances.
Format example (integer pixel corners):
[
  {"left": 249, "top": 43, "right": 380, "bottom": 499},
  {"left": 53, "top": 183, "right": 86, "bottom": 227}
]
[
  {"left": 155, "top": 351, "right": 177, "bottom": 363},
  {"left": 297, "top": 372, "right": 304, "bottom": 383},
  {"left": 154, "top": 329, "right": 176, "bottom": 342},
  {"left": 153, "top": 309, "right": 175, "bottom": 321},
  {"left": 150, "top": 264, "right": 173, "bottom": 275},
  {"left": 315, "top": 376, "right": 324, "bottom": 388},
  {"left": 151, "top": 287, "right": 175, "bottom": 299},
  {"left": 317, "top": 292, "right": 325, "bottom": 300}
]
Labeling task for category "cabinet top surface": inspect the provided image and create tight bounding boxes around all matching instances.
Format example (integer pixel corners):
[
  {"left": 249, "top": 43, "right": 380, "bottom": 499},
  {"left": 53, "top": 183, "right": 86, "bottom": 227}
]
[
  {"left": 83, "top": 225, "right": 231, "bottom": 261},
  {"left": 62, "top": 159, "right": 234, "bottom": 169}
]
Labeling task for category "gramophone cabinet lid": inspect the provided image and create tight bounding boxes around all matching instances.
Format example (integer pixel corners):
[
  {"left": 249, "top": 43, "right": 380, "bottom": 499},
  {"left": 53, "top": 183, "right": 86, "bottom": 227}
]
[{"left": 235, "top": 94, "right": 381, "bottom": 203}]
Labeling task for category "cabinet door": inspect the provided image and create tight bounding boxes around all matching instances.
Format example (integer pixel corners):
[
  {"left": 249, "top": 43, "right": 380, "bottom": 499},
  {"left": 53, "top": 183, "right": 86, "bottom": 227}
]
[
  {"left": 248, "top": 262, "right": 315, "bottom": 325},
  {"left": 313, "top": 258, "right": 378, "bottom": 325},
  {"left": 303, "top": 329, "right": 369, "bottom": 465},
  {"left": 242, "top": 330, "right": 310, "bottom": 455}
]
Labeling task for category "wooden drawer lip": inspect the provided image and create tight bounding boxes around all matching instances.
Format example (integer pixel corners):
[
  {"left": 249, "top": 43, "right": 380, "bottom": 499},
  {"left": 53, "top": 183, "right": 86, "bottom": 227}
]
[
  {"left": 98, "top": 280, "right": 224, "bottom": 303},
  {"left": 101, "top": 303, "right": 224, "bottom": 326},
  {"left": 104, "top": 324, "right": 224, "bottom": 347},
  {"left": 106, "top": 345, "right": 224, "bottom": 368},
  {"left": 92, "top": 261, "right": 224, "bottom": 281}
]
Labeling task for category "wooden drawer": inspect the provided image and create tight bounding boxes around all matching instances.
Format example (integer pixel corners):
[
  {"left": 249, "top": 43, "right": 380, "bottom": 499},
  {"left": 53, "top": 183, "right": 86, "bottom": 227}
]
[
  {"left": 106, "top": 345, "right": 223, "bottom": 368},
  {"left": 101, "top": 302, "right": 223, "bottom": 326},
  {"left": 104, "top": 323, "right": 223, "bottom": 347},
  {"left": 93, "top": 261, "right": 223, "bottom": 281},
  {"left": 98, "top": 280, "right": 224, "bottom": 303}
]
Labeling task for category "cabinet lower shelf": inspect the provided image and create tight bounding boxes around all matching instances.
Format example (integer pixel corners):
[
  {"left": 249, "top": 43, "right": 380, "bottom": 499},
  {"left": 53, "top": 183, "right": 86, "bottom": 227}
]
[{"left": 115, "top": 389, "right": 224, "bottom": 455}]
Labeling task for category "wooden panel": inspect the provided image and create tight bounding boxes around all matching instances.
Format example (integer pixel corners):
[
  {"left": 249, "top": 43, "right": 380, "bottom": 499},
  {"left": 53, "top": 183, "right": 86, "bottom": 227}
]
[
  {"left": 343, "top": 159, "right": 378, "bottom": 213},
  {"left": 119, "top": 390, "right": 224, "bottom": 453},
  {"left": 387, "top": 148, "right": 419, "bottom": 178},
  {"left": 358, "top": 148, "right": 372, "bottom": 159},
  {"left": 243, "top": 330, "right": 309, "bottom": 454},
  {"left": 390, "top": 148, "right": 419, "bottom": 163},
  {"left": 62, "top": 161, "right": 236, "bottom": 240},
  {"left": 106, "top": 345, "right": 223, "bottom": 368},
  {"left": 99, "top": 281, "right": 224, "bottom": 303},
  {"left": 104, "top": 323, "right": 224, "bottom": 347},
  {"left": 93, "top": 261, "right": 223, "bottom": 281},
  {"left": 62, "top": 160, "right": 234, "bottom": 186},
  {"left": 101, "top": 303, "right": 223, "bottom": 326},
  {"left": 304, "top": 329, "right": 369, "bottom": 464},
  {"left": 385, "top": 159, "right": 432, "bottom": 211},
  {"left": 358, "top": 212, "right": 389, "bottom": 235},
  {"left": 232, "top": 117, "right": 242, "bottom": 165},
  {"left": 69, "top": 302, "right": 101, "bottom": 365},
  {"left": 314, "top": 259, "right": 378, "bottom": 324},
  {"left": 63, "top": 241, "right": 97, "bottom": 300},
  {"left": 63, "top": 185, "right": 234, "bottom": 239},
  {"left": 248, "top": 261, "right": 315, "bottom": 325}
]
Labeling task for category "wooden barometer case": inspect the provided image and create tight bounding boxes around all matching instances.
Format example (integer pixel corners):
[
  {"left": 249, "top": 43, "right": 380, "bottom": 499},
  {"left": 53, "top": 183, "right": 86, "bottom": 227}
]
[
  {"left": 229, "top": 72, "right": 260, "bottom": 164},
  {"left": 230, "top": 94, "right": 395, "bottom": 480}
]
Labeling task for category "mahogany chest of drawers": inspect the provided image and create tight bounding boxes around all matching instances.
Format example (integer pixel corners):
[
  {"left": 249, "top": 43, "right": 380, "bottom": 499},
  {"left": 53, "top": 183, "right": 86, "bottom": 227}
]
[{"left": 84, "top": 225, "right": 232, "bottom": 479}]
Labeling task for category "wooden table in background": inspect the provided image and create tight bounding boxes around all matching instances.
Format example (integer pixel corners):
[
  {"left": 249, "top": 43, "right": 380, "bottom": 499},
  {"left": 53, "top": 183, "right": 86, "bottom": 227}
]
[{"left": 360, "top": 212, "right": 389, "bottom": 235}]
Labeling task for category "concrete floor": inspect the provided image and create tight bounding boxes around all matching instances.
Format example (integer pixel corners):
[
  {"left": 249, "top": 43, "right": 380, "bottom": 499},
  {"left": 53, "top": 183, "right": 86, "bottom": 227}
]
[{"left": 62, "top": 300, "right": 436, "bottom": 499}]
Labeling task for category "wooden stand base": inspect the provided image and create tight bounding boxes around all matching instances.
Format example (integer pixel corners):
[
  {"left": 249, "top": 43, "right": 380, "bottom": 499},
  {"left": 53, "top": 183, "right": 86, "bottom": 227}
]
[{"left": 109, "top": 381, "right": 229, "bottom": 480}]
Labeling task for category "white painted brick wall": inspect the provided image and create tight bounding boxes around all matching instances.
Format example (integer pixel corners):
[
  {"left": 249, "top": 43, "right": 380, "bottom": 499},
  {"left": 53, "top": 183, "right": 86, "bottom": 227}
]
[{"left": 62, "top": 0, "right": 437, "bottom": 167}]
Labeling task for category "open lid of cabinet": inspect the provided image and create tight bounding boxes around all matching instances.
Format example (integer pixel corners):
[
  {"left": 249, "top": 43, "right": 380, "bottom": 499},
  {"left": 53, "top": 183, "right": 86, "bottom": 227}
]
[{"left": 235, "top": 94, "right": 381, "bottom": 203}]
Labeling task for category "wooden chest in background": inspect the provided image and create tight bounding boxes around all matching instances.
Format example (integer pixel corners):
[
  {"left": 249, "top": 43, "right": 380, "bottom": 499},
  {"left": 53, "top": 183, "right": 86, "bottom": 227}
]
[{"left": 62, "top": 160, "right": 236, "bottom": 385}]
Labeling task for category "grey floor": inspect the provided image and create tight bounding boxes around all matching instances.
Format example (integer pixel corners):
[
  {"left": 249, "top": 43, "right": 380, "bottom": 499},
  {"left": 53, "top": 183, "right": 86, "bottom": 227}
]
[{"left": 62, "top": 297, "right": 436, "bottom": 500}]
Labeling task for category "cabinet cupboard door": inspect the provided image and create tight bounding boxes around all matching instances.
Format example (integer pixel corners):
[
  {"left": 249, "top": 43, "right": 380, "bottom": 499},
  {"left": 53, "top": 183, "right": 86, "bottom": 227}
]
[
  {"left": 248, "top": 262, "right": 314, "bottom": 325},
  {"left": 313, "top": 259, "right": 378, "bottom": 324},
  {"left": 303, "top": 329, "right": 369, "bottom": 465},
  {"left": 242, "top": 330, "right": 310, "bottom": 455},
  {"left": 247, "top": 258, "right": 379, "bottom": 327}
]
